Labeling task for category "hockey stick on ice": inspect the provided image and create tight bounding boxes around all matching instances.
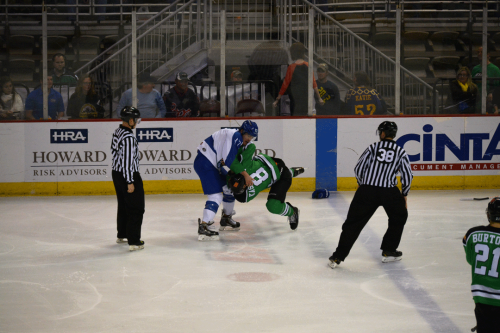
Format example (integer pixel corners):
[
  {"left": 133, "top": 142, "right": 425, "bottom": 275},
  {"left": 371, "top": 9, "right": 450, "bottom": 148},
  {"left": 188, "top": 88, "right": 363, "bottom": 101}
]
[{"left": 459, "top": 197, "right": 491, "bottom": 201}]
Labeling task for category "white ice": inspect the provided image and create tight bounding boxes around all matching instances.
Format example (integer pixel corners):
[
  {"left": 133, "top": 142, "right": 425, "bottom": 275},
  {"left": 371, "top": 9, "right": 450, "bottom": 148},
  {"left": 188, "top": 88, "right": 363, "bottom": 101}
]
[{"left": 0, "top": 189, "right": 497, "bottom": 333}]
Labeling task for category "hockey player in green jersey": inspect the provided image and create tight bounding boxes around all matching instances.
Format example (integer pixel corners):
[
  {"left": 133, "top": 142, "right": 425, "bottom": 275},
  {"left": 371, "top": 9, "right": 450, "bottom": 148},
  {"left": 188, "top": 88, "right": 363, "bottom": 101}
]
[
  {"left": 226, "top": 142, "right": 304, "bottom": 230},
  {"left": 463, "top": 197, "right": 500, "bottom": 332}
]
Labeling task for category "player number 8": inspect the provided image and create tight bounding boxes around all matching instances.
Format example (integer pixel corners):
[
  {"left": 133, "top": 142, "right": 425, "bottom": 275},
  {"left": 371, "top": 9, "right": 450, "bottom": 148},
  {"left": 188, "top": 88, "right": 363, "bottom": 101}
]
[{"left": 250, "top": 167, "right": 269, "bottom": 186}]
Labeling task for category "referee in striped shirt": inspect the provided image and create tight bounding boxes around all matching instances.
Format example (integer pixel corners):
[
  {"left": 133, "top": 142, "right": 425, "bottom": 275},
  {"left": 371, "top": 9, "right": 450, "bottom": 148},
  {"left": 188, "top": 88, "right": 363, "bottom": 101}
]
[
  {"left": 329, "top": 121, "right": 413, "bottom": 268},
  {"left": 111, "top": 106, "right": 145, "bottom": 251}
]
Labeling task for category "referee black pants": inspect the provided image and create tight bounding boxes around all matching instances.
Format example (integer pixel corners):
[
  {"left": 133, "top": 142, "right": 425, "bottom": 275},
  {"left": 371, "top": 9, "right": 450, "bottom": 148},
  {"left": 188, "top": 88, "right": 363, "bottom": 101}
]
[
  {"left": 112, "top": 170, "right": 145, "bottom": 245},
  {"left": 334, "top": 185, "right": 408, "bottom": 261}
]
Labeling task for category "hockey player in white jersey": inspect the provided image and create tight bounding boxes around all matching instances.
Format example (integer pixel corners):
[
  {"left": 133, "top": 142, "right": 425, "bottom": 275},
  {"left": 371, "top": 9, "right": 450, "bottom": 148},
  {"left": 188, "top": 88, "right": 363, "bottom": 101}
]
[{"left": 194, "top": 120, "right": 259, "bottom": 240}]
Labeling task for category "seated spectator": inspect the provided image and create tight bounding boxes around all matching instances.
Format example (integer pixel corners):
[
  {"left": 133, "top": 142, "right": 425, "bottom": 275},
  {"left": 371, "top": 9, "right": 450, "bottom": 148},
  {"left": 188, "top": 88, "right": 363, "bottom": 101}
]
[
  {"left": 472, "top": 47, "right": 500, "bottom": 111},
  {"left": 315, "top": 63, "right": 341, "bottom": 115},
  {"left": 163, "top": 72, "right": 199, "bottom": 117},
  {"left": 227, "top": 70, "right": 261, "bottom": 117},
  {"left": 231, "top": 70, "right": 243, "bottom": 82},
  {"left": 449, "top": 67, "right": 477, "bottom": 114},
  {"left": 491, "top": 86, "right": 500, "bottom": 115},
  {"left": 117, "top": 73, "right": 166, "bottom": 118},
  {"left": 0, "top": 76, "right": 24, "bottom": 120},
  {"left": 344, "top": 71, "right": 384, "bottom": 115},
  {"left": 273, "top": 42, "right": 324, "bottom": 116},
  {"left": 67, "top": 74, "right": 105, "bottom": 119},
  {"left": 51, "top": 53, "right": 78, "bottom": 86},
  {"left": 25, "top": 76, "right": 65, "bottom": 120}
]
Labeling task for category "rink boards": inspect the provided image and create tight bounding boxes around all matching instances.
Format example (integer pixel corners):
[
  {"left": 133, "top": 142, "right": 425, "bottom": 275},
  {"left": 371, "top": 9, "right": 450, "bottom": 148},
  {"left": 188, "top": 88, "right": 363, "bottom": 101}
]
[{"left": 0, "top": 116, "right": 498, "bottom": 196}]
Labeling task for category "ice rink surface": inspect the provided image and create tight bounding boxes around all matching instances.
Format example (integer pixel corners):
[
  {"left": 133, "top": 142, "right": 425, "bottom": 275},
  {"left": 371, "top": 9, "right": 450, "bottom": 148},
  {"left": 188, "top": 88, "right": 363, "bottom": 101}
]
[{"left": 0, "top": 189, "right": 498, "bottom": 333}]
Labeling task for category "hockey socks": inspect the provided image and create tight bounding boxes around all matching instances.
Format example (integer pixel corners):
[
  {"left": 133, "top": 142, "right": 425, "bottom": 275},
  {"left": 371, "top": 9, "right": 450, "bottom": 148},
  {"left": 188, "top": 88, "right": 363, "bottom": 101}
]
[{"left": 266, "top": 199, "right": 294, "bottom": 217}]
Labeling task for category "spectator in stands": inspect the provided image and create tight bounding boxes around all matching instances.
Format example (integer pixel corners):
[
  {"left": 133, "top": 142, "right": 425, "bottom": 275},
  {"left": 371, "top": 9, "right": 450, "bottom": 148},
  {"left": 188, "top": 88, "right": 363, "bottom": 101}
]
[
  {"left": 117, "top": 73, "right": 166, "bottom": 118},
  {"left": 472, "top": 47, "right": 500, "bottom": 111},
  {"left": 228, "top": 70, "right": 261, "bottom": 117},
  {"left": 491, "top": 86, "right": 500, "bottom": 115},
  {"left": 231, "top": 70, "right": 243, "bottom": 82},
  {"left": 51, "top": 53, "right": 78, "bottom": 86},
  {"left": 163, "top": 72, "right": 199, "bottom": 117},
  {"left": 25, "top": 75, "right": 65, "bottom": 120},
  {"left": 344, "top": 71, "right": 385, "bottom": 116},
  {"left": 449, "top": 67, "right": 477, "bottom": 114},
  {"left": 273, "top": 42, "right": 324, "bottom": 116},
  {"left": 315, "top": 63, "right": 341, "bottom": 115},
  {"left": 0, "top": 76, "right": 24, "bottom": 120},
  {"left": 67, "top": 74, "right": 105, "bottom": 119}
]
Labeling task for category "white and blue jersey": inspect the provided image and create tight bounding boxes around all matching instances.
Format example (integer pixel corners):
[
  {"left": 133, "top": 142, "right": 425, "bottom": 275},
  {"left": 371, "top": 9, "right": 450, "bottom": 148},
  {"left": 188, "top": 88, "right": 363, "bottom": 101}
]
[
  {"left": 197, "top": 129, "right": 243, "bottom": 176},
  {"left": 194, "top": 128, "right": 244, "bottom": 195}
]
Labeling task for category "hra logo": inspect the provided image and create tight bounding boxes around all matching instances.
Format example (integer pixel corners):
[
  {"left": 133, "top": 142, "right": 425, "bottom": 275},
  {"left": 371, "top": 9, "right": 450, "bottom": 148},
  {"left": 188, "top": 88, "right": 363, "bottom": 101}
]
[
  {"left": 50, "top": 129, "right": 88, "bottom": 144},
  {"left": 397, "top": 123, "right": 500, "bottom": 162},
  {"left": 136, "top": 128, "right": 174, "bottom": 142}
]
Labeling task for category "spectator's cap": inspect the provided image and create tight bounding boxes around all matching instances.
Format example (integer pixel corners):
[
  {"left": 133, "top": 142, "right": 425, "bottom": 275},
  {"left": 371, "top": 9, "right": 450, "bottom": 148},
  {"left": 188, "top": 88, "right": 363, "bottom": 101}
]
[
  {"left": 312, "top": 189, "right": 330, "bottom": 199},
  {"left": 317, "top": 63, "right": 328, "bottom": 72},
  {"left": 231, "top": 70, "right": 242, "bottom": 80},
  {"left": 138, "top": 73, "right": 156, "bottom": 84},
  {"left": 176, "top": 72, "right": 189, "bottom": 81}
]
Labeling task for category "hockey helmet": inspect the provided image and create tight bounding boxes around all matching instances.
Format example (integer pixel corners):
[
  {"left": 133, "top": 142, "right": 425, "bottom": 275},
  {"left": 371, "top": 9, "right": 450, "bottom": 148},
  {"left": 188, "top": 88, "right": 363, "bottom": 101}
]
[
  {"left": 120, "top": 106, "right": 141, "bottom": 121},
  {"left": 228, "top": 173, "right": 246, "bottom": 195},
  {"left": 377, "top": 121, "right": 398, "bottom": 138},
  {"left": 240, "top": 120, "right": 258, "bottom": 138},
  {"left": 487, "top": 197, "right": 500, "bottom": 223}
]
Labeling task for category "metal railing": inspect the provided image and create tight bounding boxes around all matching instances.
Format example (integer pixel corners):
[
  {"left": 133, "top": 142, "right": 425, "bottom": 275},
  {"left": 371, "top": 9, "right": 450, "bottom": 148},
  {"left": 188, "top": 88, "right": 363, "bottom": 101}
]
[
  {"left": 279, "top": 0, "right": 435, "bottom": 114},
  {"left": 74, "top": 0, "right": 202, "bottom": 95}
]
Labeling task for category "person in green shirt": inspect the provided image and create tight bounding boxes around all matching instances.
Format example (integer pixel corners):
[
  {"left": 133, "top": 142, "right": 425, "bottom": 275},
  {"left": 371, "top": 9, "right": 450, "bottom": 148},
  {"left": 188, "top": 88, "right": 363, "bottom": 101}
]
[
  {"left": 463, "top": 197, "right": 500, "bottom": 332},
  {"left": 471, "top": 47, "right": 500, "bottom": 112},
  {"left": 227, "top": 142, "right": 304, "bottom": 230},
  {"left": 51, "top": 53, "right": 78, "bottom": 86}
]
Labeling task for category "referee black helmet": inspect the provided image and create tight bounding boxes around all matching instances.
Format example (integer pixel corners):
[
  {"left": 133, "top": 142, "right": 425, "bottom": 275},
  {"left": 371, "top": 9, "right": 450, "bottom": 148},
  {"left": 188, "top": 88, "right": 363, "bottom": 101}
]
[
  {"left": 120, "top": 106, "right": 141, "bottom": 122},
  {"left": 377, "top": 121, "right": 398, "bottom": 139},
  {"left": 487, "top": 197, "right": 500, "bottom": 223}
]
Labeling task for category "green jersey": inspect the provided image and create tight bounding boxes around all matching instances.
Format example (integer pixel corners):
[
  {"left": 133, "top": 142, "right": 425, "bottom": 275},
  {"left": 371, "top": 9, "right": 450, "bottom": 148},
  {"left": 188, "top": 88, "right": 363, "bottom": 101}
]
[
  {"left": 463, "top": 225, "right": 500, "bottom": 306},
  {"left": 228, "top": 143, "right": 280, "bottom": 203},
  {"left": 471, "top": 63, "right": 500, "bottom": 94}
]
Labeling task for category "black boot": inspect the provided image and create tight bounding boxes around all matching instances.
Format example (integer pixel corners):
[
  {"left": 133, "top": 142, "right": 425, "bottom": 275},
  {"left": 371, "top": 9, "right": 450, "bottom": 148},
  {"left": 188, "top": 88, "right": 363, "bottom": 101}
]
[
  {"left": 198, "top": 218, "right": 220, "bottom": 241},
  {"left": 287, "top": 202, "right": 299, "bottom": 230},
  {"left": 219, "top": 212, "right": 240, "bottom": 231},
  {"left": 290, "top": 167, "right": 305, "bottom": 177},
  {"left": 381, "top": 250, "right": 403, "bottom": 263}
]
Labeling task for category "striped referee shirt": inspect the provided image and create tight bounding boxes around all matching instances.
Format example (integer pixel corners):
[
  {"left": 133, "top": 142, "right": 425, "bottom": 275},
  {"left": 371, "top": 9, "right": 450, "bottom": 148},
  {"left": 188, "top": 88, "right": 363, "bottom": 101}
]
[
  {"left": 111, "top": 125, "right": 140, "bottom": 184},
  {"left": 355, "top": 139, "right": 413, "bottom": 196}
]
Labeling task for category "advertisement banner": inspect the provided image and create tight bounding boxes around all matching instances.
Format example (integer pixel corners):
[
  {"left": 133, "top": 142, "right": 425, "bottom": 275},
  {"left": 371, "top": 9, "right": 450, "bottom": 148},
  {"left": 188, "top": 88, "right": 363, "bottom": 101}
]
[
  {"left": 337, "top": 117, "right": 500, "bottom": 178},
  {"left": 22, "top": 119, "right": 285, "bottom": 183}
]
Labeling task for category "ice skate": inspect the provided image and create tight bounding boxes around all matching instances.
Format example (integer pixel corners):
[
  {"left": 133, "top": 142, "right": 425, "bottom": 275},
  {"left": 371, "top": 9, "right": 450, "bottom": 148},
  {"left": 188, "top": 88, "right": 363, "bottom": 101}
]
[
  {"left": 290, "top": 167, "right": 305, "bottom": 177},
  {"left": 198, "top": 218, "right": 220, "bottom": 241},
  {"left": 116, "top": 238, "right": 127, "bottom": 244},
  {"left": 328, "top": 256, "right": 341, "bottom": 269},
  {"left": 129, "top": 240, "right": 145, "bottom": 251},
  {"left": 219, "top": 211, "right": 240, "bottom": 231},
  {"left": 381, "top": 250, "right": 402, "bottom": 263},
  {"left": 287, "top": 202, "right": 299, "bottom": 230}
]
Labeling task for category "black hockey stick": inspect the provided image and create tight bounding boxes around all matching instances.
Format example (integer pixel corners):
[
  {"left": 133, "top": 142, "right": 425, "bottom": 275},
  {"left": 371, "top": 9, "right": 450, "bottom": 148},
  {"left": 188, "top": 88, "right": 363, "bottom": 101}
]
[{"left": 459, "top": 197, "right": 491, "bottom": 201}]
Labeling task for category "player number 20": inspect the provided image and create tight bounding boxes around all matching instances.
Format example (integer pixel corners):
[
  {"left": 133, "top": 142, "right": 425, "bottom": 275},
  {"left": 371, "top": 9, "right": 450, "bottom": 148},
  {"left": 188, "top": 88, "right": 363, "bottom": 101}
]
[
  {"left": 250, "top": 167, "right": 269, "bottom": 186},
  {"left": 475, "top": 244, "right": 500, "bottom": 278},
  {"left": 355, "top": 104, "right": 376, "bottom": 115}
]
